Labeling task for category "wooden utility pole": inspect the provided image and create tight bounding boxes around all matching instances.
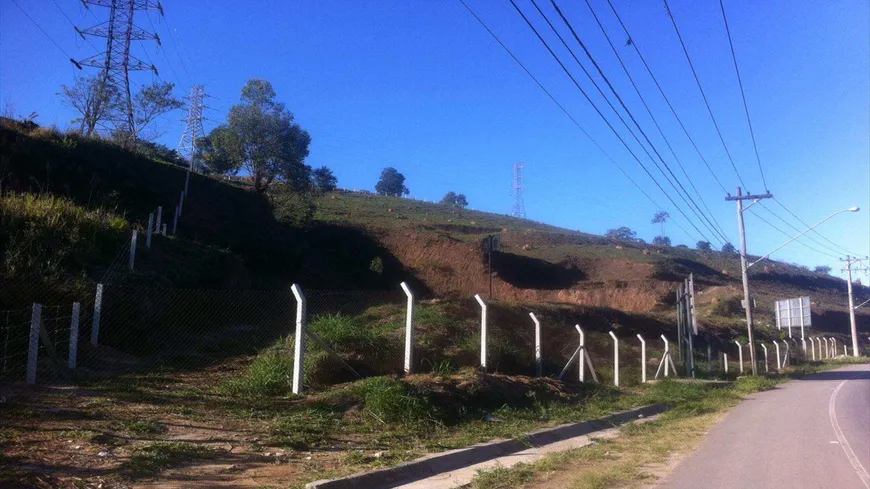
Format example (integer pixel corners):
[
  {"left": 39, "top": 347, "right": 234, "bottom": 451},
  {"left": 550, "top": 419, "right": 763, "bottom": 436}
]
[
  {"left": 726, "top": 187, "right": 773, "bottom": 375},
  {"left": 841, "top": 256, "right": 869, "bottom": 357}
]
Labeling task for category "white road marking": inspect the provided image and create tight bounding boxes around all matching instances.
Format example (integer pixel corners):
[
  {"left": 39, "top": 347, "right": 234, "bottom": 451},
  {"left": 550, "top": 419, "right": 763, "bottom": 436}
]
[{"left": 829, "top": 373, "right": 870, "bottom": 489}]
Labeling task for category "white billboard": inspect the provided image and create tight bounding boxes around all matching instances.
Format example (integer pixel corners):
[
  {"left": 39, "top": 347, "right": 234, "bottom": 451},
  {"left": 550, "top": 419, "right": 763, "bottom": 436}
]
[{"left": 775, "top": 297, "right": 811, "bottom": 337}]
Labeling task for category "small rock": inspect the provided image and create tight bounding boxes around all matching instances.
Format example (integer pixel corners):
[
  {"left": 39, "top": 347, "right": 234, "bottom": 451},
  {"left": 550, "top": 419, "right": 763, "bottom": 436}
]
[
  {"left": 373, "top": 451, "right": 384, "bottom": 459},
  {"left": 74, "top": 445, "right": 82, "bottom": 450},
  {"left": 264, "top": 452, "right": 272, "bottom": 457},
  {"left": 484, "top": 414, "right": 504, "bottom": 422},
  {"left": 305, "top": 456, "right": 312, "bottom": 460},
  {"left": 97, "top": 451, "right": 109, "bottom": 457}
]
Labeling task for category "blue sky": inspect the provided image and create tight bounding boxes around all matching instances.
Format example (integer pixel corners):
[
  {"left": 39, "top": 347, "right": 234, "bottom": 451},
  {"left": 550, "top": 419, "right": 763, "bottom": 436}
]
[{"left": 2, "top": 0, "right": 868, "bottom": 276}]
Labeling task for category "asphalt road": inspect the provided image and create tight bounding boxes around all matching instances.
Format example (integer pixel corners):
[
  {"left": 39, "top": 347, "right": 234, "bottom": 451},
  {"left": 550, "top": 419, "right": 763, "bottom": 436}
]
[{"left": 660, "top": 363, "right": 870, "bottom": 489}]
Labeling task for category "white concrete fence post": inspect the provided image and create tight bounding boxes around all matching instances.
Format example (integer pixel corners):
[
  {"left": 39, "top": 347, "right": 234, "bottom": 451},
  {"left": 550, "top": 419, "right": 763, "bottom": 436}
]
[
  {"left": 68, "top": 302, "right": 80, "bottom": 369},
  {"left": 577, "top": 325, "right": 586, "bottom": 382},
  {"left": 172, "top": 206, "right": 179, "bottom": 235},
  {"left": 178, "top": 190, "right": 185, "bottom": 217},
  {"left": 291, "top": 284, "right": 306, "bottom": 395},
  {"left": 529, "top": 312, "right": 542, "bottom": 377},
  {"left": 830, "top": 338, "right": 836, "bottom": 357},
  {"left": 724, "top": 353, "right": 728, "bottom": 374},
  {"left": 637, "top": 334, "right": 647, "bottom": 383},
  {"left": 129, "top": 230, "right": 138, "bottom": 270},
  {"left": 400, "top": 282, "right": 414, "bottom": 374},
  {"left": 474, "top": 294, "right": 487, "bottom": 372},
  {"left": 146, "top": 213, "right": 154, "bottom": 249},
  {"left": 823, "top": 337, "right": 828, "bottom": 359},
  {"left": 735, "top": 341, "right": 744, "bottom": 374},
  {"left": 760, "top": 342, "right": 769, "bottom": 372},
  {"left": 809, "top": 337, "right": 816, "bottom": 361},
  {"left": 91, "top": 284, "right": 103, "bottom": 345},
  {"left": 156, "top": 206, "right": 163, "bottom": 234},
  {"left": 844, "top": 344, "right": 848, "bottom": 357},
  {"left": 774, "top": 340, "right": 782, "bottom": 370},
  {"left": 609, "top": 331, "right": 619, "bottom": 387},
  {"left": 26, "top": 304, "right": 41, "bottom": 384},
  {"left": 783, "top": 341, "right": 790, "bottom": 367},
  {"left": 161, "top": 223, "right": 167, "bottom": 235},
  {"left": 655, "top": 335, "right": 676, "bottom": 379}
]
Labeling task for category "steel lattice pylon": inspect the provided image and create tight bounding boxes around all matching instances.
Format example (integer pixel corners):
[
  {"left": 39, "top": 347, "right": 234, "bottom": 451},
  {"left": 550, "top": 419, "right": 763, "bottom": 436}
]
[
  {"left": 76, "top": 0, "right": 163, "bottom": 144},
  {"left": 512, "top": 162, "right": 526, "bottom": 219},
  {"left": 177, "top": 85, "right": 205, "bottom": 173}
]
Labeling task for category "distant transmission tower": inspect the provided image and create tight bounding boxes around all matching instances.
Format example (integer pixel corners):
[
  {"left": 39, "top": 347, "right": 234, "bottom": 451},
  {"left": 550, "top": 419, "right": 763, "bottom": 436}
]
[
  {"left": 177, "top": 85, "right": 206, "bottom": 173},
  {"left": 76, "top": 0, "right": 163, "bottom": 144},
  {"left": 512, "top": 162, "right": 526, "bottom": 219}
]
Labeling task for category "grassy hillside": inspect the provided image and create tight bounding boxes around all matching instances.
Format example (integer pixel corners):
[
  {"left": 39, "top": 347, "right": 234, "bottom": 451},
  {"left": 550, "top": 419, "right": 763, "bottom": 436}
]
[{"left": 1, "top": 119, "right": 867, "bottom": 336}]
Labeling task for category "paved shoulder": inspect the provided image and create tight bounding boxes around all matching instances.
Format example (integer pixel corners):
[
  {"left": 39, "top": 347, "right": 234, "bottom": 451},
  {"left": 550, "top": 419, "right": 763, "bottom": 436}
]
[{"left": 659, "top": 363, "right": 870, "bottom": 489}]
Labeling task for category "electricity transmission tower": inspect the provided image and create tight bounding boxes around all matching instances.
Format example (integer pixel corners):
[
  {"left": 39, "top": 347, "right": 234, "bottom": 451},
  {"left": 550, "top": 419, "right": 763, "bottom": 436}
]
[
  {"left": 512, "top": 162, "right": 526, "bottom": 219},
  {"left": 177, "top": 85, "right": 205, "bottom": 173},
  {"left": 76, "top": 0, "right": 164, "bottom": 144}
]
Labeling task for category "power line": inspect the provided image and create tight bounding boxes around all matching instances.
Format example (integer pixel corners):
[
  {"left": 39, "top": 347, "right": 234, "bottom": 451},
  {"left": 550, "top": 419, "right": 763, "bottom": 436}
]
[
  {"left": 10, "top": 0, "right": 82, "bottom": 70},
  {"left": 456, "top": 0, "right": 698, "bottom": 242},
  {"left": 543, "top": 0, "right": 728, "bottom": 245},
  {"left": 772, "top": 198, "right": 862, "bottom": 257},
  {"left": 747, "top": 208, "right": 839, "bottom": 260},
  {"left": 604, "top": 0, "right": 730, "bottom": 196},
  {"left": 663, "top": 0, "right": 749, "bottom": 191},
  {"left": 506, "top": 0, "right": 715, "bottom": 244},
  {"left": 144, "top": 11, "right": 183, "bottom": 86},
  {"left": 160, "top": 12, "right": 194, "bottom": 85},
  {"left": 719, "top": 0, "right": 768, "bottom": 191},
  {"left": 757, "top": 202, "right": 853, "bottom": 257},
  {"left": 584, "top": 0, "right": 728, "bottom": 241}
]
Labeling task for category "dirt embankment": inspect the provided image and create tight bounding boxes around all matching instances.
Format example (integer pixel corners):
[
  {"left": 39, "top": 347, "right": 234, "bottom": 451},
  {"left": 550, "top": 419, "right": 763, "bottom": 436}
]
[{"left": 376, "top": 229, "right": 671, "bottom": 312}]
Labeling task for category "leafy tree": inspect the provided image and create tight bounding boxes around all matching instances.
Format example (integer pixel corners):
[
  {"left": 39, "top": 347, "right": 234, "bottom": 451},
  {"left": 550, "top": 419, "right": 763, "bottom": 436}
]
[
  {"left": 132, "top": 81, "right": 183, "bottom": 141},
  {"left": 696, "top": 240, "right": 712, "bottom": 251},
  {"left": 651, "top": 210, "right": 670, "bottom": 237},
  {"left": 813, "top": 265, "right": 832, "bottom": 274},
  {"left": 58, "top": 76, "right": 119, "bottom": 137},
  {"left": 605, "top": 227, "right": 637, "bottom": 241},
  {"left": 440, "top": 191, "right": 468, "bottom": 208},
  {"left": 312, "top": 166, "right": 337, "bottom": 191},
  {"left": 137, "top": 140, "right": 185, "bottom": 167},
  {"left": 652, "top": 235, "right": 672, "bottom": 246},
  {"left": 375, "top": 167, "right": 409, "bottom": 196},
  {"left": 198, "top": 79, "right": 312, "bottom": 193},
  {"left": 721, "top": 242, "right": 737, "bottom": 254}
]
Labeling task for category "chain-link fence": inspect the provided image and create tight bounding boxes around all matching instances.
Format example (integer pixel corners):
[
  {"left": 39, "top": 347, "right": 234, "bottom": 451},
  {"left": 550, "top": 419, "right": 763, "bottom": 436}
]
[{"left": 2, "top": 277, "right": 865, "bottom": 400}]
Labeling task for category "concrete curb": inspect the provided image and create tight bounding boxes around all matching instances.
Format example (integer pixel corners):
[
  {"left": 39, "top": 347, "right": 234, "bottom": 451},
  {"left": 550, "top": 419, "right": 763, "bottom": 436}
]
[{"left": 306, "top": 403, "right": 670, "bottom": 489}]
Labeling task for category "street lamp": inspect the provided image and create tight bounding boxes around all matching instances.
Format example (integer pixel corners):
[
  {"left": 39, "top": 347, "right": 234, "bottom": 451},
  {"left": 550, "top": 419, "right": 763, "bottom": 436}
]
[
  {"left": 735, "top": 203, "right": 859, "bottom": 374},
  {"left": 747, "top": 207, "right": 859, "bottom": 269}
]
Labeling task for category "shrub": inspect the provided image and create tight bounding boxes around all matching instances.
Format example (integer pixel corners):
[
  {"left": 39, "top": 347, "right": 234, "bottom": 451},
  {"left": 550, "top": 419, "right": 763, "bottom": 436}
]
[
  {"left": 353, "top": 377, "right": 431, "bottom": 424},
  {"left": 221, "top": 351, "right": 294, "bottom": 397}
]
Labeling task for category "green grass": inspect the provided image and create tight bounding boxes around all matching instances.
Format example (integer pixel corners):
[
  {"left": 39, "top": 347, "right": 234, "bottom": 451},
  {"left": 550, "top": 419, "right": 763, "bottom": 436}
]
[
  {"left": 121, "top": 442, "right": 214, "bottom": 478},
  {"left": 120, "top": 420, "right": 167, "bottom": 436},
  {"left": 221, "top": 350, "right": 296, "bottom": 398}
]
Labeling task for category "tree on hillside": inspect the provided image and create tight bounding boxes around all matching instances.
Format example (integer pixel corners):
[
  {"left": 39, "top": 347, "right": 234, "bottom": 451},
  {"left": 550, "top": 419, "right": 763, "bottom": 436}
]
[
  {"left": 440, "top": 191, "right": 468, "bottom": 208},
  {"left": 696, "top": 240, "right": 712, "bottom": 251},
  {"left": 132, "top": 81, "right": 183, "bottom": 141},
  {"left": 721, "top": 242, "right": 737, "bottom": 254},
  {"left": 375, "top": 167, "right": 409, "bottom": 196},
  {"left": 652, "top": 235, "right": 671, "bottom": 246},
  {"left": 312, "top": 166, "right": 337, "bottom": 191},
  {"left": 651, "top": 210, "right": 670, "bottom": 237},
  {"left": 58, "top": 76, "right": 119, "bottom": 137},
  {"left": 605, "top": 227, "right": 637, "bottom": 241},
  {"left": 137, "top": 140, "right": 185, "bottom": 167},
  {"left": 198, "top": 79, "right": 312, "bottom": 193},
  {"left": 814, "top": 265, "right": 832, "bottom": 274}
]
